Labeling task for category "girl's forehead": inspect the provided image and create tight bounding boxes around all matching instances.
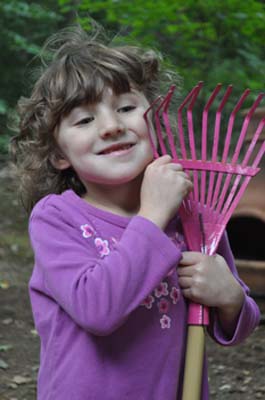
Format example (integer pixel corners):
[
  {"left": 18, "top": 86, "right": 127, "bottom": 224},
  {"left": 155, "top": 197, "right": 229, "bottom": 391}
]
[{"left": 69, "top": 87, "right": 147, "bottom": 113}]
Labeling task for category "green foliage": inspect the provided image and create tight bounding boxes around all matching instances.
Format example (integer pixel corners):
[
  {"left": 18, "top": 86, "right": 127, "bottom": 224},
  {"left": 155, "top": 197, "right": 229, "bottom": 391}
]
[
  {"left": 59, "top": 0, "right": 265, "bottom": 97},
  {"left": 1, "top": 0, "right": 265, "bottom": 154},
  {"left": 0, "top": 1, "right": 64, "bottom": 153}
]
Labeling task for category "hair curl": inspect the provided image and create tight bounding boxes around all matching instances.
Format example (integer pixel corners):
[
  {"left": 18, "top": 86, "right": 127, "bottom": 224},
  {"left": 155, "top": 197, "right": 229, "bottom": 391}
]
[{"left": 11, "top": 25, "right": 180, "bottom": 212}]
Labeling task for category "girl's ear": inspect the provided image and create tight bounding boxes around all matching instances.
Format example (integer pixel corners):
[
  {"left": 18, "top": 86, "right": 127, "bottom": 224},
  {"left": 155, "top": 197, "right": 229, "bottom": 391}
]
[
  {"left": 49, "top": 151, "right": 71, "bottom": 170},
  {"left": 53, "top": 158, "right": 71, "bottom": 170}
]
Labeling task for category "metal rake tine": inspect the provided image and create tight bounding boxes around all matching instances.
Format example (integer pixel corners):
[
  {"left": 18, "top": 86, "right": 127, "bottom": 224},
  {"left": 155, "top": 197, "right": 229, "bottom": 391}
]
[
  {"left": 143, "top": 95, "right": 164, "bottom": 159},
  {"left": 200, "top": 84, "right": 222, "bottom": 206},
  {"left": 177, "top": 82, "right": 203, "bottom": 161},
  {"left": 231, "top": 93, "right": 264, "bottom": 165},
  {"left": 216, "top": 92, "right": 264, "bottom": 215},
  {"left": 202, "top": 84, "right": 223, "bottom": 162},
  {"left": 242, "top": 116, "right": 265, "bottom": 167},
  {"left": 222, "top": 139, "right": 265, "bottom": 227},
  {"left": 161, "top": 85, "right": 178, "bottom": 160},
  {"left": 221, "top": 88, "right": 251, "bottom": 163},
  {"left": 187, "top": 83, "right": 203, "bottom": 202},
  {"left": 154, "top": 85, "right": 176, "bottom": 157},
  {"left": 252, "top": 138, "right": 265, "bottom": 168},
  {"left": 207, "top": 85, "right": 233, "bottom": 208},
  {"left": 211, "top": 89, "right": 251, "bottom": 209},
  {"left": 226, "top": 119, "right": 265, "bottom": 215},
  {"left": 222, "top": 119, "right": 265, "bottom": 219}
]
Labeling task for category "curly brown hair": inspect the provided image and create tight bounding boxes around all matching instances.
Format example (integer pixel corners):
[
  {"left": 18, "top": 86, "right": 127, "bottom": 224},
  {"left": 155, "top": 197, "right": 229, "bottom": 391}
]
[{"left": 11, "top": 25, "right": 180, "bottom": 212}]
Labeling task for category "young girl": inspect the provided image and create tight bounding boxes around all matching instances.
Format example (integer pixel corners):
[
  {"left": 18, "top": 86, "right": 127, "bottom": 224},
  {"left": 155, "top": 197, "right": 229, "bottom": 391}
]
[{"left": 11, "top": 26, "right": 260, "bottom": 400}]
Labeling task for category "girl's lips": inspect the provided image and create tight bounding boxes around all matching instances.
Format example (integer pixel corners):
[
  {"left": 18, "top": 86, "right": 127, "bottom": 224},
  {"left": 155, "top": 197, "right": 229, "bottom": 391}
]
[{"left": 98, "top": 143, "right": 135, "bottom": 156}]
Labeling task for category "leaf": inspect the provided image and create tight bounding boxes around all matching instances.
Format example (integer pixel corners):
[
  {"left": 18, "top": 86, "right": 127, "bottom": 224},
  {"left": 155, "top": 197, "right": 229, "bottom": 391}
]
[
  {"left": 0, "top": 280, "right": 10, "bottom": 289},
  {"left": 0, "top": 358, "right": 9, "bottom": 369},
  {"left": 0, "top": 344, "right": 13, "bottom": 352},
  {"left": 12, "top": 375, "right": 32, "bottom": 385}
]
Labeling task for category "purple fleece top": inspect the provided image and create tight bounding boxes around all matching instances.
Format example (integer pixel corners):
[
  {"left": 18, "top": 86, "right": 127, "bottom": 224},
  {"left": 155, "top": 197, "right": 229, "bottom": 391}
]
[{"left": 29, "top": 189, "right": 260, "bottom": 400}]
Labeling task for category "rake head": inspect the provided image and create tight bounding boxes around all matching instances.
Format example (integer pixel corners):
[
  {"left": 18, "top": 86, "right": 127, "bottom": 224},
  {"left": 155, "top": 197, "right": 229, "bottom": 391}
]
[{"left": 144, "top": 83, "right": 265, "bottom": 257}]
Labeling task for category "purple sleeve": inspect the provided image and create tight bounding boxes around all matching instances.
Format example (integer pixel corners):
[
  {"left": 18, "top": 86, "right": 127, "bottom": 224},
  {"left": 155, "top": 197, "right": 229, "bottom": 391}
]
[
  {"left": 207, "top": 232, "right": 260, "bottom": 345},
  {"left": 29, "top": 204, "right": 182, "bottom": 336}
]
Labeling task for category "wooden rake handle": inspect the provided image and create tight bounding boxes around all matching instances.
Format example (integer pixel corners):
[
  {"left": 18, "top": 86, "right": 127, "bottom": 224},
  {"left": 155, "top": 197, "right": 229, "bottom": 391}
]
[{"left": 182, "top": 326, "right": 206, "bottom": 400}]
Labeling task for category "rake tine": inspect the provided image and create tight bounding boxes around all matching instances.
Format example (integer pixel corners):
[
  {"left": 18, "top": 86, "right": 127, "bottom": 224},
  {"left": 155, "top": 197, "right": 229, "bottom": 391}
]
[
  {"left": 211, "top": 89, "right": 251, "bottom": 210},
  {"left": 143, "top": 95, "right": 164, "bottom": 159},
  {"left": 207, "top": 85, "right": 233, "bottom": 208},
  {"left": 177, "top": 82, "right": 203, "bottom": 162},
  {"left": 222, "top": 140, "right": 265, "bottom": 228},
  {"left": 222, "top": 118, "right": 265, "bottom": 219},
  {"left": 231, "top": 93, "right": 264, "bottom": 165},
  {"left": 201, "top": 84, "right": 222, "bottom": 206},
  {"left": 252, "top": 137, "right": 265, "bottom": 168},
  {"left": 242, "top": 116, "right": 265, "bottom": 167},
  {"left": 222, "top": 89, "right": 251, "bottom": 162},
  {"left": 187, "top": 83, "right": 203, "bottom": 202},
  {"left": 154, "top": 89, "right": 176, "bottom": 156},
  {"left": 161, "top": 86, "right": 178, "bottom": 160},
  {"left": 153, "top": 85, "right": 177, "bottom": 157},
  {"left": 216, "top": 93, "right": 264, "bottom": 216}
]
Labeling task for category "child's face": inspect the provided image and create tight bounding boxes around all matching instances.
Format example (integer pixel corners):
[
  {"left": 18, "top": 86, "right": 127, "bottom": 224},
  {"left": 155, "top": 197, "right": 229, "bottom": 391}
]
[{"left": 55, "top": 87, "right": 154, "bottom": 189}]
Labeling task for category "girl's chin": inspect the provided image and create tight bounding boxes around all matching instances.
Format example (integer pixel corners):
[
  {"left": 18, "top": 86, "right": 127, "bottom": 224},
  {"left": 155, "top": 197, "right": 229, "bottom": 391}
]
[{"left": 81, "top": 172, "right": 145, "bottom": 187}]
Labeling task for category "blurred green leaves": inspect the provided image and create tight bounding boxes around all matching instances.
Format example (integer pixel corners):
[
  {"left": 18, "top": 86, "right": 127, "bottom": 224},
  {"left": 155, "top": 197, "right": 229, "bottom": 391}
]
[{"left": 0, "top": 0, "right": 264, "bottom": 153}]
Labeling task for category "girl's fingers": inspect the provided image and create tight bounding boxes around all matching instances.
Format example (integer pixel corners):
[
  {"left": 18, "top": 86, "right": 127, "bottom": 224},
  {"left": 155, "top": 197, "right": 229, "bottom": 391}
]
[
  {"left": 181, "top": 288, "right": 193, "bottom": 300},
  {"left": 152, "top": 154, "right": 172, "bottom": 165},
  {"left": 177, "top": 265, "right": 194, "bottom": 277},
  {"left": 168, "top": 163, "right": 184, "bottom": 171},
  {"left": 179, "top": 251, "right": 205, "bottom": 266},
  {"left": 178, "top": 276, "right": 192, "bottom": 288}
]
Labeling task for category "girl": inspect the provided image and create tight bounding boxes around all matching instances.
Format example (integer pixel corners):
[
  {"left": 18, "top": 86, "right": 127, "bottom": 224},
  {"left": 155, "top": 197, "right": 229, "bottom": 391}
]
[{"left": 11, "top": 26, "right": 260, "bottom": 400}]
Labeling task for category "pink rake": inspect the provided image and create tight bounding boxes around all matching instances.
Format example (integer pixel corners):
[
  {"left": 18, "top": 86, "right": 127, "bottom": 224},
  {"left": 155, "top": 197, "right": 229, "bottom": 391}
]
[{"left": 144, "top": 83, "right": 265, "bottom": 400}]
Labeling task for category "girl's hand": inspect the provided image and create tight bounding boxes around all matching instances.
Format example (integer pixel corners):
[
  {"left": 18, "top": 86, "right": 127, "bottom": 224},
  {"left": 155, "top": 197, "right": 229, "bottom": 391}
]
[
  {"left": 178, "top": 252, "right": 244, "bottom": 308},
  {"left": 178, "top": 251, "right": 245, "bottom": 335},
  {"left": 138, "top": 155, "right": 193, "bottom": 229}
]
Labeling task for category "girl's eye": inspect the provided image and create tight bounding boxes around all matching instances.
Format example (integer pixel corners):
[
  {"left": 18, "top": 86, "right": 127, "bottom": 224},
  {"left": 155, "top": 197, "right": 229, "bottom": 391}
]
[
  {"left": 76, "top": 116, "right": 94, "bottom": 126},
  {"left": 118, "top": 105, "right": 136, "bottom": 113}
]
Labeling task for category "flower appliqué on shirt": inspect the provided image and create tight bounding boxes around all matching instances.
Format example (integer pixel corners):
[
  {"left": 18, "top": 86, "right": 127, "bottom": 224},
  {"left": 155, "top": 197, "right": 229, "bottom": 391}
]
[
  {"left": 142, "top": 295, "right": 155, "bottom": 309},
  {"left": 157, "top": 298, "right": 170, "bottom": 314},
  {"left": 80, "top": 224, "right": 95, "bottom": 238},
  {"left": 141, "top": 281, "right": 180, "bottom": 330},
  {"left": 80, "top": 223, "right": 111, "bottom": 258},
  {"left": 154, "top": 282, "right": 169, "bottom": 298},
  {"left": 94, "top": 237, "right": 110, "bottom": 258},
  {"left": 170, "top": 286, "right": 180, "bottom": 304},
  {"left": 160, "top": 314, "right": 171, "bottom": 329}
]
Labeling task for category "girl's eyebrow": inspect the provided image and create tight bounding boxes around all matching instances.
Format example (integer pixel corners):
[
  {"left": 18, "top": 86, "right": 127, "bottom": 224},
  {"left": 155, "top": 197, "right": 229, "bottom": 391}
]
[
  {"left": 65, "top": 90, "right": 141, "bottom": 122},
  {"left": 65, "top": 106, "right": 92, "bottom": 123}
]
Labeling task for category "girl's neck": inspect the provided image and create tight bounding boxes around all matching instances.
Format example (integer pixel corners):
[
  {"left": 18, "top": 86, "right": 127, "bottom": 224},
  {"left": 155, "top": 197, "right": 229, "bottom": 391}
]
[{"left": 82, "top": 175, "right": 143, "bottom": 218}]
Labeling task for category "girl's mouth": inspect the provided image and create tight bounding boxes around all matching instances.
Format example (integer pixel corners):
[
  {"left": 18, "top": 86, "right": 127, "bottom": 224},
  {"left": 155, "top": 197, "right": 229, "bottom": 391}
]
[{"left": 98, "top": 143, "right": 134, "bottom": 155}]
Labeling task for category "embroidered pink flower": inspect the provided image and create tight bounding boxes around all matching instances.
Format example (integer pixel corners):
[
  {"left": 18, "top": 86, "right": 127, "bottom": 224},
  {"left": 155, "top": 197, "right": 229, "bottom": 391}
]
[
  {"left": 157, "top": 298, "right": 170, "bottom": 314},
  {"left": 80, "top": 224, "right": 95, "bottom": 238},
  {"left": 154, "top": 281, "right": 169, "bottom": 298},
  {"left": 170, "top": 287, "right": 180, "bottom": 304},
  {"left": 94, "top": 237, "right": 110, "bottom": 257},
  {"left": 160, "top": 314, "right": 171, "bottom": 329},
  {"left": 141, "top": 295, "right": 155, "bottom": 309}
]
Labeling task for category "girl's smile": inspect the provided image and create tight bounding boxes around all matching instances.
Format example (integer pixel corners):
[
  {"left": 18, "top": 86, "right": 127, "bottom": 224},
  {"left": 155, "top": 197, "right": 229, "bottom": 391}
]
[{"left": 97, "top": 142, "right": 135, "bottom": 156}]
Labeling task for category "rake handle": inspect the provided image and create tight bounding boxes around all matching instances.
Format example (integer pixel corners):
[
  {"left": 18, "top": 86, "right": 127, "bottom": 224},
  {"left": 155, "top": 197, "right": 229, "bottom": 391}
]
[{"left": 182, "top": 325, "right": 206, "bottom": 400}]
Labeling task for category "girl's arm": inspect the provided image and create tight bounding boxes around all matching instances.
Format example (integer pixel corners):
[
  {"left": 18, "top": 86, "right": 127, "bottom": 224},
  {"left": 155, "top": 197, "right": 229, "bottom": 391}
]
[
  {"left": 29, "top": 201, "right": 181, "bottom": 336},
  {"left": 209, "top": 232, "right": 260, "bottom": 345}
]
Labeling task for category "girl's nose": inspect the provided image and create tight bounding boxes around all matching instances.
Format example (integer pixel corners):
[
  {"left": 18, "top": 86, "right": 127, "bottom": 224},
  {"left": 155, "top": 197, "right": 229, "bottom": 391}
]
[{"left": 99, "top": 112, "right": 125, "bottom": 139}]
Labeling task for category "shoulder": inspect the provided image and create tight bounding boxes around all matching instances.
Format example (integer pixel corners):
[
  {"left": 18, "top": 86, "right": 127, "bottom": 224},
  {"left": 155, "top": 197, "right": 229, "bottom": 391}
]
[{"left": 29, "top": 190, "right": 81, "bottom": 232}]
